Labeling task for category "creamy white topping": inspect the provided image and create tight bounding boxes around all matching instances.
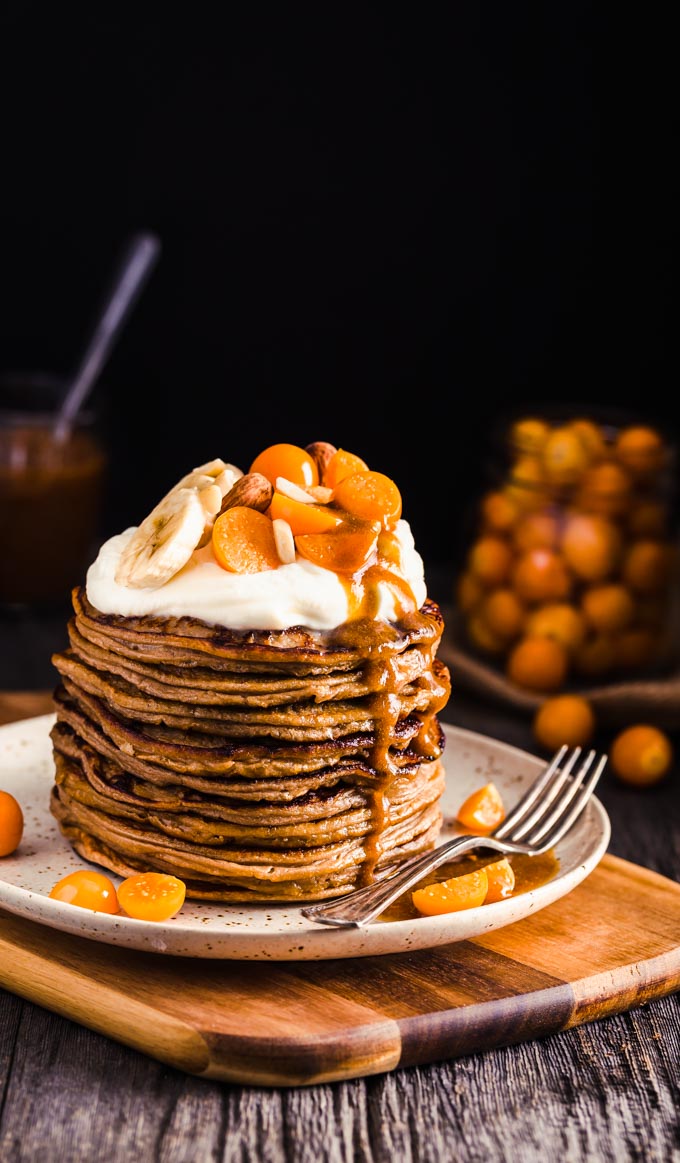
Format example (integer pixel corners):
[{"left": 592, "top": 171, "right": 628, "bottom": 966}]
[{"left": 86, "top": 519, "right": 427, "bottom": 630}]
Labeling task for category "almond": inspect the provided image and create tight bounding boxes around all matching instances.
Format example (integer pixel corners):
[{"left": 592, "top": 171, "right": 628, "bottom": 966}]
[
  {"left": 272, "top": 518, "right": 296, "bottom": 564},
  {"left": 218, "top": 472, "right": 274, "bottom": 517},
  {"left": 307, "top": 485, "right": 334, "bottom": 504},
  {"left": 305, "top": 441, "right": 338, "bottom": 480},
  {"left": 275, "top": 476, "right": 316, "bottom": 503}
]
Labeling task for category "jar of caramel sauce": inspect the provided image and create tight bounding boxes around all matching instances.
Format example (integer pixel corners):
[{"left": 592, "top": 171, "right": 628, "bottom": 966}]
[{"left": 0, "top": 374, "right": 108, "bottom": 607}]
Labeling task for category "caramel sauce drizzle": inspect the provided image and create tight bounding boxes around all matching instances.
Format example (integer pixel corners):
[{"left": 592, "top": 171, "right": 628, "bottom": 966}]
[{"left": 330, "top": 535, "right": 451, "bottom": 886}]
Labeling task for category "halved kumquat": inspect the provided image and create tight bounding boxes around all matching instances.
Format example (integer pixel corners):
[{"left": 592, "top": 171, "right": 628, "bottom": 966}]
[
  {"left": 412, "top": 868, "right": 489, "bottom": 916},
  {"left": 483, "top": 857, "right": 516, "bottom": 903},
  {"left": 295, "top": 521, "right": 380, "bottom": 573},
  {"left": 333, "top": 470, "right": 402, "bottom": 531},
  {"left": 117, "top": 872, "right": 187, "bottom": 922},
  {"left": 323, "top": 448, "right": 369, "bottom": 488},
  {"left": 456, "top": 781, "right": 506, "bottom": 834},
  {"left": 212, "top": 506, "right": 280, "bottom": 573},
  {"left": 268, "top": 491, "right": 343, "bottom": 536}
]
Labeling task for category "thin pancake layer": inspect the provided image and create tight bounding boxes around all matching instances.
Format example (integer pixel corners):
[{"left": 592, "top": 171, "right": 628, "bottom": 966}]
[{"left": 50, "top": 587, "right": 452, "bottom": 902}]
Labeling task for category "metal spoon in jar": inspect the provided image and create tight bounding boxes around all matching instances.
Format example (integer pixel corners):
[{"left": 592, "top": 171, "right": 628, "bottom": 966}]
[{"left": 53, "top": 230, "right": 161, "bottom": 444}]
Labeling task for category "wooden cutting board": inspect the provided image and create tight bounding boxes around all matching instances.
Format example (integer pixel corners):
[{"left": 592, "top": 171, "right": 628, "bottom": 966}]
[{"left": 1, "top": 853, "right": 679, "bottom": 1087}]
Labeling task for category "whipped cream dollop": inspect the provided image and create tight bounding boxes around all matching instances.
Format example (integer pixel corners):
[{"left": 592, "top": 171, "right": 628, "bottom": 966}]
[{"left": 86, "top": 519, "right": 428, "bottom": 631}]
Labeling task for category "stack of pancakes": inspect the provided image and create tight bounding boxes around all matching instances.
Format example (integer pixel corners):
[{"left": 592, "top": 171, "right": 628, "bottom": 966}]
[{"left": 50, "top": 586, "right": 451, "bottom": 903}]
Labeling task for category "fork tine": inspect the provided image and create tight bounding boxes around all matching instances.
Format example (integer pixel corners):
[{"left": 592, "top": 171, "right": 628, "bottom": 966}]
[
  {"left": 494, "top": 744, "right": 579, "bottom": 841},
  {"left": 533, "top": 752, "right": 607, "bottom": 849},
  {"left": 524, "top": 748, "right": 600, "bottom": 845},
  {"left": 505, "top": 747, "right": 595, "bottom": 844}
]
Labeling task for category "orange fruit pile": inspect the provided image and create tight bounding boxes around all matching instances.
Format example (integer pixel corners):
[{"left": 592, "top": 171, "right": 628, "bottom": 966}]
[{"left": 455, "top": 415, "right": 677, "bottom": 692}]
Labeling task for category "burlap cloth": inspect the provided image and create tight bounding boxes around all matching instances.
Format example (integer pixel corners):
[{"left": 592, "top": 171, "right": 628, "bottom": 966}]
[{"left": 439, "top": 606, "right": 680, "bottom": 729}]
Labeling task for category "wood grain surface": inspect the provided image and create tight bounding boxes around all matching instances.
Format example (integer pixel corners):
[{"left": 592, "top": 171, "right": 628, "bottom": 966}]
[
  {"left": 1, "top": 686, "right": 679, "bottom": 1160},
  {"left": 0, "top": 708, "right": 677, "bottom": 1087}
]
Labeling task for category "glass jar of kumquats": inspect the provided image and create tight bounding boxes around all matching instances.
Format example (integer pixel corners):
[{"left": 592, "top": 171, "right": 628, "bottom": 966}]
[{"left": 453, "top": 408, "right": 680, "bottom": 695}]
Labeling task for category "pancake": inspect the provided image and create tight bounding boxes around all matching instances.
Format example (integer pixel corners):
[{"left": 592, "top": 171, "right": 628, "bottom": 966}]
[{"left": 49, "top": 448, "right": 453, "bottom": 903}]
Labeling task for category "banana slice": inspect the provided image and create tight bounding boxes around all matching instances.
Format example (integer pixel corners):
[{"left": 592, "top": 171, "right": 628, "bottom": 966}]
[
  {"left": 212, "top": 466, "right": 243, "bottom": 497},
  {"left": 169, "top": 462, "right": 244, "bottom": 548},
  {"left": 115, "top": 488, "right": 207, "bottom": 589},
  {"left": 174, "top": 460, "right": 243, "bottom": 495},
  {"left": 196, "top": 482, "right": 224, "bottom": 548}
]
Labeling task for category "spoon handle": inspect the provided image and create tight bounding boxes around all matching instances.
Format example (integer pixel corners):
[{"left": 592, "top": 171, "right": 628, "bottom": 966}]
[{"left": 54, "top": 231, "right": 161, "bottom": 442}]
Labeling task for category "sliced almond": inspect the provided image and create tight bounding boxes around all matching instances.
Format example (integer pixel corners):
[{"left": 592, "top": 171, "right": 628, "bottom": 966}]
[
  {"left": 275, "top": 476, "right": 316, "bottom": 503},
  {"left": 218, "top": 473, "right": 274, "bottom": 517},
  {"left": 272, "top": 518, "right": 296, "bottom": 564},
  {"left": 307, "top": 485, "right": 334, "bottom": 504}
]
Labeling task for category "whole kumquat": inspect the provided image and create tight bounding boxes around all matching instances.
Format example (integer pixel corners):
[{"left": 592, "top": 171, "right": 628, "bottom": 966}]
[
  {"left": 0, "top": 790, "right": 24, "bottom": 857},
  {"left": 480, "top": 489, "right": 519, "bottom": 534},
  {"left": 117, "top": 872, "right": 187, "bottom": 921},
  {"left": 513, "top": 510, "right": 561, "bottom": 553},
  {"left": 467, "top": 536, "right": 514, "bottom": 588},
  {"left": 577, "top": 460, "right": 633, "bottom": 518},
  {"left": 533, "top": 694, "right": 596, "bottom": 751},
  {"left": 525, "top": 602, "right": 587, "bottom": 655},
  {"left": 621, "top": 540, "right": 674, "bottom": 592},
  {"left": 580, "top": 583, "right": 635, "bottom": 634},
  {"left": 506, "top": 635, "right": 569, "bottom": 692},
  {"left": 49, "top": 869, "right": 120, "bottom": 913},
  {"left": 609, "top": 725, "right": 673, "bottom": 787},
  {"left": 478, "top": 588, "right": 525, "bottom": 641},
  {"left": 506, "top": 456, "right": 549, "bottom": 510},
  {"left": 511, "top": 548, "right": 571, "bottom": 604},
  {"left": 561, "top": 513, "right": 622, "bottom": 582},
  {"left": 541, "top": 424, "right": 591, "bottom": 486},
  {"left": 568, "top": 418, "right": 607, "bottom": 462},
  {"left": 249, "top": 443, "right": 319, "bottom": 490},
  {"left": 614, "top": 425, "right": 666, "bottom": 480},
  {"left": 510, "top": 417, "right": 551, "bottom": 456}
]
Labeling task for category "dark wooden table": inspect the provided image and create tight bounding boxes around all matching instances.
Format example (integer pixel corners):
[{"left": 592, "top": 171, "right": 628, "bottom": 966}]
[{"left": 0, "top": 599, "right": 679, "bottom": 1163}]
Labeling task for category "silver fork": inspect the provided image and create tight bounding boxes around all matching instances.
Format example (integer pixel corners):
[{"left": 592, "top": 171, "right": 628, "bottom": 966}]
[{"left": 301, "top": 743, "right": 607, "bottom": 927}]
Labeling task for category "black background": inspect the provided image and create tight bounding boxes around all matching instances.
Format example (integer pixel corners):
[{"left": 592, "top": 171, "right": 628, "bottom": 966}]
[{"left": 1, "top": 7, "right": 676, "bottom": 584}]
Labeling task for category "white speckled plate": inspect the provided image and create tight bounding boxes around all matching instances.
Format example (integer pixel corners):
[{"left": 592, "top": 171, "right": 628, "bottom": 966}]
[{"left": 0, "top": 715, "right": 610, "bottom": 960}]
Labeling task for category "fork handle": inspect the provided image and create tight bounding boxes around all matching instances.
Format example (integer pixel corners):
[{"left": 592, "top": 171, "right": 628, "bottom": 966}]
[{"left": 301, "top": 835, "right": 510, "bottom": 927}]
